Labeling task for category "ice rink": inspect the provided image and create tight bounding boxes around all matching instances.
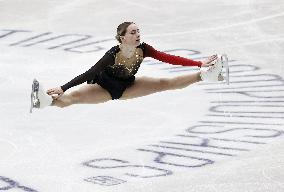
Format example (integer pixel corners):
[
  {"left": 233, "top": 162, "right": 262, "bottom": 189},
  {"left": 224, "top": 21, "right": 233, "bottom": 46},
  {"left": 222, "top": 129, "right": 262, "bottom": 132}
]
[{"left": 0, "top": 0, "right": 284, "bottom": 191}]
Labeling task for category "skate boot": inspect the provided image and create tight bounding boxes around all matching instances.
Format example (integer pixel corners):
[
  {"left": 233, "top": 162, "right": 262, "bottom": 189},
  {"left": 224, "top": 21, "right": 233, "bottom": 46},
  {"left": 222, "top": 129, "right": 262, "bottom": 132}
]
[
  {"left": 200, "top": 55, "right": 224, "bottom": 82},
  {"left": 30, "top": 79, "right": 53, "bottom": 113}
]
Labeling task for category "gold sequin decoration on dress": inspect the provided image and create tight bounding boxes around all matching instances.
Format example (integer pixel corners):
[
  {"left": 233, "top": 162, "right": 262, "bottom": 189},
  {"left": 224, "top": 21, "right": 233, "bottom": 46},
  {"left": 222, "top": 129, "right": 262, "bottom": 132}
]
[{"left": 110, "top": 47, "right": 144, "bottom": 77}]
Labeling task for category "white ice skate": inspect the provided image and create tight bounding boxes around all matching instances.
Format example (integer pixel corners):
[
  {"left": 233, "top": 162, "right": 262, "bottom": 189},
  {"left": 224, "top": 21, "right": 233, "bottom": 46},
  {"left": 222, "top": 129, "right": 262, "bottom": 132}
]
[
  {"left": 200, "top": 55, "right": 223, "bottom": 82},
  {"left": 200, "top": 54, "right": 229, "bottom": 84},
  {"left": 30, "top": 79, "right": 53, "bottom": 113}
]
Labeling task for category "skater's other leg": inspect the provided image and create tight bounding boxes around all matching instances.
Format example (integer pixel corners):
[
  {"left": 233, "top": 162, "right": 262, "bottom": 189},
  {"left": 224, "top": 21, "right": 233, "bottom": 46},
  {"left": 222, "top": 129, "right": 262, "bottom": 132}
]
[
  {"left": 121, "top": 72, "right": 201, "bottom": 100},
  {"left": 52, "top": 84, "right": 112, "bottom": 108}
]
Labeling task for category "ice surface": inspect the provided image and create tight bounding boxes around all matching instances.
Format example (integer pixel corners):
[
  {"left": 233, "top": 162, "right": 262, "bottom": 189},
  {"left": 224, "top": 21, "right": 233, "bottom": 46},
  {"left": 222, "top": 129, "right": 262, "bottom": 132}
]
[{"left": 0, "top": 0, "right": 283, "bottom": 191}]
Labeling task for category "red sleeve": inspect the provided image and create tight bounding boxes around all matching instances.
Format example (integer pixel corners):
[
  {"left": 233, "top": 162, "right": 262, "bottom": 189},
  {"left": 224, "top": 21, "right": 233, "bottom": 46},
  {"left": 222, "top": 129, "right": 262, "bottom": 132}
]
[{"left": 144, "top": 43, "right": 202, "bottom": 67}]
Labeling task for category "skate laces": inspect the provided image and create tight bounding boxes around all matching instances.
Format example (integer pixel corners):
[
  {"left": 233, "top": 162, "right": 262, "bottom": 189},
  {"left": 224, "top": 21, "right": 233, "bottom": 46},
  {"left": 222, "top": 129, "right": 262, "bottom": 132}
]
[
  {"left": 208, "top": 64, "right": 216, "bottom": 72},
  {"left": 209, "top": 57, "right": 224, "bottom": 72}
]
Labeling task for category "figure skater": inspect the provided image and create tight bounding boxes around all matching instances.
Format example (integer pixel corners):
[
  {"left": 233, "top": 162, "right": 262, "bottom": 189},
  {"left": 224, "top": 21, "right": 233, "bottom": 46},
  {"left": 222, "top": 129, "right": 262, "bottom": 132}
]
[{"left": 30, "top": 21, "right": 228, "bottom": 113}]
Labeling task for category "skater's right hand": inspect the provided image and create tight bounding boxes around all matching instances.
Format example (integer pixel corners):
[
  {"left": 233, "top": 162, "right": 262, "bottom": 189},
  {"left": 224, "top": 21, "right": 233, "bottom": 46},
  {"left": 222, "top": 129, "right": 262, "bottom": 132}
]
[
  {"left": 201, "top": 54, "right": 218, "bottom": 67},
  {"left": 47, "top": 87, "right": 64, "bottom": 99}
]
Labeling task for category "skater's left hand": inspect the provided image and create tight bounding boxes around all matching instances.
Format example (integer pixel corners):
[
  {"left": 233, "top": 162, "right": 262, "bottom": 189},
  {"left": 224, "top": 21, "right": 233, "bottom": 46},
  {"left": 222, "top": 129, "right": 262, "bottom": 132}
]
[
  {"left": 46, "top": 87, "right": 64, "bottom": 100},
  {"left": 200, "top": 54, "right": 218, "bottom": 67}
]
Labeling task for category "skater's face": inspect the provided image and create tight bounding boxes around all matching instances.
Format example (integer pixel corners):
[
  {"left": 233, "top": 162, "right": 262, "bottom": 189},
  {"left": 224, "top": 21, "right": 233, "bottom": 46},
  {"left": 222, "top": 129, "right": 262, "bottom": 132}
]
[{"left": 121, "top": 23, "right": 140, "bottom": 47}]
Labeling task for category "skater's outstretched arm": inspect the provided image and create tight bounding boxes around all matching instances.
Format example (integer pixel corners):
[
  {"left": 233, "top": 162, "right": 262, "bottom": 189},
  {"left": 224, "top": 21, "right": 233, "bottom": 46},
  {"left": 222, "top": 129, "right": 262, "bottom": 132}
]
[
  {"left": 47, "top": 53, "right": 112, "bottom": 99},
  {"left": 144, "top": 43, "right": 217, "bottom": 67}
]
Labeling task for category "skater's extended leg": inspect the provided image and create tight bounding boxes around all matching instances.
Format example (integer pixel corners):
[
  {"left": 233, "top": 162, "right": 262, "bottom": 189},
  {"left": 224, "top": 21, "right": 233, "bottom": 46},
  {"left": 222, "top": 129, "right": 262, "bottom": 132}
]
[
  {"left": 51, "top": 84, "right": 112, "bottom": 108},
  {"left": 121, "top": 72, "right": 201, "bottom": 100},
  {"left": 50, "top": 60, "right": 225, "bottom": 108},
  {"left": 53, "top": 72, "right": 201, "bottom": 107}
]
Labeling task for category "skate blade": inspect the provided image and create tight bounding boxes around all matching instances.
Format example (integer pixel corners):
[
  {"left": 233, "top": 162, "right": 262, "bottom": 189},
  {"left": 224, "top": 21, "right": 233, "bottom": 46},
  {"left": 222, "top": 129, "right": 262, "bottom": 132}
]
[
  {"left": 221, "top": 54, "right": 229, "bottom": 85},
  {"left": 30, "top": 79, "right": 40, "bottom": 113},
  {"left": 30, "top": 92, "right": 33, "bottom": 113}
]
